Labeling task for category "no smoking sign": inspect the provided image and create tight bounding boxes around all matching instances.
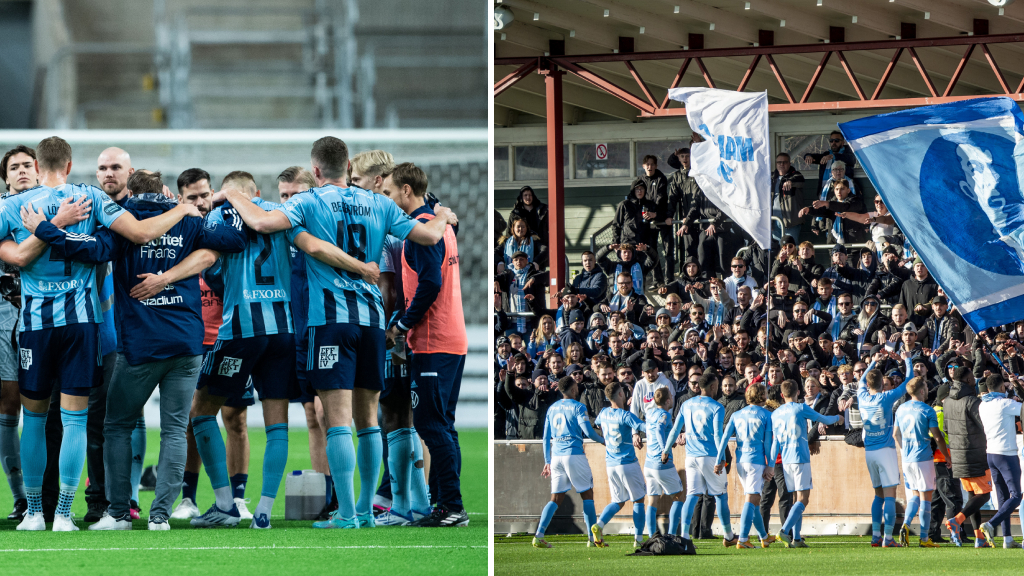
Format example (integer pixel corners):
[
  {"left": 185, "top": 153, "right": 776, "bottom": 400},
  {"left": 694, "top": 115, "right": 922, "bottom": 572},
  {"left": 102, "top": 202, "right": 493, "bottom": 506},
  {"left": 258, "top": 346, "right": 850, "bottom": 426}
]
[{"left": 595, "top": 143, "right": 608, "bottom": 160}]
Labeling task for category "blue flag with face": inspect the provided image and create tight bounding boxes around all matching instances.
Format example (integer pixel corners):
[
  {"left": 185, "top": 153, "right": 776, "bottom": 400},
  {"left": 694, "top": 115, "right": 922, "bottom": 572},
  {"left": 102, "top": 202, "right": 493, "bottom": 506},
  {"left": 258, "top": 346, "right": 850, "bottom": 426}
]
[{"left": 839, "top": 97, "right": 1024, "bottom": 333}]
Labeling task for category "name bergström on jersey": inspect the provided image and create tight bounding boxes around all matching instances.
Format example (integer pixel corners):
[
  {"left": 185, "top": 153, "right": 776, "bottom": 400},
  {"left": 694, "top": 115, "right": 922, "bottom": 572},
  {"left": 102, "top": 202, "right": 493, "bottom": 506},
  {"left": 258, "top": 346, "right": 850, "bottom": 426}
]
[
  {"left": 318, "top": 346, "right": 338, "bottom": 369},
  {"left": 218, "top": 357, "right": 243, "bottom": 376},
  {"left": 330, "top": 202, "right": 371, "bottom": 216}
]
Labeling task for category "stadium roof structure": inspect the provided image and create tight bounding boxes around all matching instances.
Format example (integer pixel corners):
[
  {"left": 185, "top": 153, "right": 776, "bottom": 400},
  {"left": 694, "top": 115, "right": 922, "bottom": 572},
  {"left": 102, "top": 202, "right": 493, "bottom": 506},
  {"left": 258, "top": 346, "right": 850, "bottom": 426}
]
[{"left": 494, "top": 0, "right": 1024, "bottom": 303}]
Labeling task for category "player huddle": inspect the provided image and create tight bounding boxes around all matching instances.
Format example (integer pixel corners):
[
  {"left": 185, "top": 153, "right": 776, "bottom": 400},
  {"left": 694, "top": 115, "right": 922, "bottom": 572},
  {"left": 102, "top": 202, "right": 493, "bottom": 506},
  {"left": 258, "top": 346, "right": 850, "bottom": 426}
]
[
  {"left": 0, "top": 135, "right": 468, "bottom": 532},
  {"left": 531, "top": 355, "right": 1024, "bottom": 549}
]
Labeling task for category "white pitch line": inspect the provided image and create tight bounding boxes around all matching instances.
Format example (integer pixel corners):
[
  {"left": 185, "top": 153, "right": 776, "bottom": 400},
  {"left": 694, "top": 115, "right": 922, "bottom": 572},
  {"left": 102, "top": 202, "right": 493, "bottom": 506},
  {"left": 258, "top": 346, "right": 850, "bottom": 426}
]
[
  {"left": 494, "top": 540, "right": 870, "bottom": 546},
  {"left": 0, "top": 545, "right": 487, "bottom": 553}
]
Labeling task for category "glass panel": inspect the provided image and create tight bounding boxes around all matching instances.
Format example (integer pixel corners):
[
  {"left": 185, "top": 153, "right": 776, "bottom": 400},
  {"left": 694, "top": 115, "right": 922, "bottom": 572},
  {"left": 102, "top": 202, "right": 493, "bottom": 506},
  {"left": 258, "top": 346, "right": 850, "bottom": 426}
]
[
  {"left": 778, "top": 134, "right": 833, "bottom": 173},
  {"left": 574, "top": 142, "right": 629, "bottom": 179},
  {"left": 494, "top": 146, "right": 509, "bottom": 181},
  {"left": 635, "top": 140, "right": 688, "bottom": 177},
  {"left": 513, "top": 144, "right": 569, "bottom": 181}
]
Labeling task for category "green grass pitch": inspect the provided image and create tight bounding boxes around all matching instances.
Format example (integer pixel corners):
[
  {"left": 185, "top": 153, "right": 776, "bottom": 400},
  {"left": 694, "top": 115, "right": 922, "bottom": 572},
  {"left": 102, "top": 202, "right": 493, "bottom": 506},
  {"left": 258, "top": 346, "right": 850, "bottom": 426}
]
[
  {"left": 0, "top": 428, "right": 486, "bottom": 576},
  {"left": 495, "top": 533, "right": 1024, "bottom": 575}
]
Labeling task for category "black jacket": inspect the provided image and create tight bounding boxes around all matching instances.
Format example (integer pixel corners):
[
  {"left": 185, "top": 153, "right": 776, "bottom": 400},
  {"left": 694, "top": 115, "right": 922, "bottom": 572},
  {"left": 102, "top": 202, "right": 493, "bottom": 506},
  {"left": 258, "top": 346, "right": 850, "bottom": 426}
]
[
  {"left": 640, "top": 168, "right": 670, "bottom": 222},
  {"left": 503, "top": 373, "right": 560, "bottom": 440},
  {"left": 612, "top": 179, "right": 658, "bottom": 246},
  {"left": 943, "top": 382, "right": 988, "bottom": 479},
  {"left": 508, "top": 189, "right": 549, "bottom": 245}
]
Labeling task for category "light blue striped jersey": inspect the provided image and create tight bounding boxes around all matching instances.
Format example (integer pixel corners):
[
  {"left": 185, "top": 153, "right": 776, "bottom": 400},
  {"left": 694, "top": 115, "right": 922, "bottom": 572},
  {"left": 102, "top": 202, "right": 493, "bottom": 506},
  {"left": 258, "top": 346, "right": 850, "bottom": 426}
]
[
  {"left": 276, "top": 185, "right": 416, "bottom": 329},
  {"left": 668, "top": 396, "right": 724, "bottom": 458},
  {"left": 893, "top": 400, "right": 938, "bottom": 463},
  {"left": 718, "top": 404, "right": 773, "bottom": 465},
  {"left": 594, "top": 407, "right": 645, "bottom": 467},
  {"left": 0, "top": 183, "right": 126, "bottom": 332},
  {"left": 644, "top": 407, "right": 676, "bottom": 470},
  {"left": 208, "top": 199, "right": 292, "bottom": 339}
]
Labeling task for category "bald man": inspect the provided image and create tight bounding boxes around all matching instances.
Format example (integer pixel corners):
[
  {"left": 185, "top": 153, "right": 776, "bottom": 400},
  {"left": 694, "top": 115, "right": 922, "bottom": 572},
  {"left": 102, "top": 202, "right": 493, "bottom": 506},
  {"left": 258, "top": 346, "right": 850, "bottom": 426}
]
[{"left": 96, "top": 148, "right": 134, "bottom": 202}]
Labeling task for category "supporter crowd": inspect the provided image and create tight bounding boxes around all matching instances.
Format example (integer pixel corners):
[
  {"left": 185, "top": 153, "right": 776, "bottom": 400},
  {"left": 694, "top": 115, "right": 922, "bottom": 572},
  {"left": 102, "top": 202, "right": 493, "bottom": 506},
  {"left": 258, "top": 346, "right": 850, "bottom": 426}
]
[{"left": 494, "top": 129, "right": 1024, "bottom": 543}]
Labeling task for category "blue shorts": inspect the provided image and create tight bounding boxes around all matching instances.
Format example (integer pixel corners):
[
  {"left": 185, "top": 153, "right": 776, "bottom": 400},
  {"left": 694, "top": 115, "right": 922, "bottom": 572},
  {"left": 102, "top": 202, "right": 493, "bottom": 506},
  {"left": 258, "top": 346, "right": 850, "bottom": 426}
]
[
  {"left": 381, "top": 346, "right": 411, "bottom": 402},
  {"left": 199, "top": 333, "right": 299, "bottom": 401},
  {"left": 202, "top": 344, "right": 254, "bottom": 408},
  {"left": 19, "top": 323, "right": 101, "bottom": 400},
  {"left": 292, "top": 334, "right": 316, "bottom": 404},
  {"left": 305, "top": 323, "right": 385, "bottom": 391}
]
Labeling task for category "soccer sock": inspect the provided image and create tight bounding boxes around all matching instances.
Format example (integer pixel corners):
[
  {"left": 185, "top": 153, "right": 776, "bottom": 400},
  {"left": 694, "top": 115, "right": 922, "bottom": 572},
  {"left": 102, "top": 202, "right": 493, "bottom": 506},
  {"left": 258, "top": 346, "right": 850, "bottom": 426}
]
[
  {"left": 646, "top": 502, "right": 658, "bottom": 537},
  {"left": 130, "top": 418, "right": 146, "bottom": 502},
  {"left": 680, "top": 494, "right": 699, "bottom": 538},
  {"left": 597, "top": 502, "right": 619, "bottom": 528},
  {"left": 325, "top": 426, "right": 356, "bottom": 520},
  {"left": 715, "top": 494, "right": 734, "bottom": 540},
  {"left": 905, "top": 495, "right": 920, "bottom": 535},
  {"left": 230, "top": 473, "right": 248, "bottom": 501},
  {"left": 324, "top": 475, "right": 334, "bottom": 506},
  {"left": 0, "top": 413, "right": 25, "bottom": 500},
  {"left": 19, "top": 408, "right": 47, "bottom": 515},
  {"left": 668, "top": 500, "right": 683, "bottom": 536},
  {"left": 191, "top": 415, "right": 233, "bottom": 510},
  {"left": 739, "top": 502, "right": 753, "bottom": 541},
  {"left": 182, "top": 471, "right": 199, "bottom": 503},
  {"left": 871, "top": 495, "right": 883, "bottom": 537},
  {"left": 919, "top": 500, "right": 931, "bottom": 537},
  {"left": 255, "top": 424, "right": 288, "bottom": 518},
  {"left": 409, "top": 430, "right": 430, "bottom": 513},
  {"left": 781, "top": 501, "right": 805, "bottom": 535},
  {"left": 536, "top": 501, "right": 558, "bottom": 538},
  {"left": 386, "top": 428, "right": 414, "bottom": 514},
  {"left": 883, "top": 496, "right": 896, "bottom": 539},
  {"left": 582, "top": 499, "right": 597, "bottom": 541},
  {"left": 632, "top": 503, "right": 645, "bottom": 541},
  {"left": 750, "top": 503, "right": 769, "bottom": 539},
  {"left": 57, "top": 408, "right": 88, "bottom": 518},
  {"left": 794, "top": 512, "right": 803, "bottom": 541},
  {"left": 355, "top": 427, "right": 382, "bottom": 515}
]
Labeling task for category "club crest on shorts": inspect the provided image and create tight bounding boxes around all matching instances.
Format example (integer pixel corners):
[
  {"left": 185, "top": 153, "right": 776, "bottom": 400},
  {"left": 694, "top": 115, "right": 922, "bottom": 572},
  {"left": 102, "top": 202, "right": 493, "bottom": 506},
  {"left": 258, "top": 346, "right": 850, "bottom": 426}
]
[
  {"left": 319, "top": 346, "right": 339, "bottom": 369},
  {"left": 19, "top": 349, "right": 31, "bottom": 370},
  {"left": 218, "top": 356, "right": 243, "bottom": 376}
]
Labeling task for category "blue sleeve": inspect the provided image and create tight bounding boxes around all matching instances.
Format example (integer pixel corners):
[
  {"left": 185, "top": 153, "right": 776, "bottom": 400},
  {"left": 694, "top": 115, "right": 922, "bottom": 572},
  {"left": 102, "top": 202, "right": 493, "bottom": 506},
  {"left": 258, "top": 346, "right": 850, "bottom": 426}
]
[
  {"left": 275, "top": 193, "right": 310, "bottom": 229},
  {"left": 801, "top": 403, "right": 840, "bottom": 425},
  {"left": 396, "top": 232, "right": 443, "bottom": 331},
  {"left": 769, "top": 429, "right": 780, "bottom": 463},
  {"left": 763, "top": 417, "right": 774, "bottom": 466},
  {"left": 887, "top": 380, "right": 909, "bottom": 404},
  {"left": 542, "top": 417, "right": 552, "bottom": 464},
  {"left": 582, "top": 419, "right": 604, "bottom": 445},
  {"left": 384, "top": 197, "right": 416, "bottom": 240},
  {"left": 89, "top": 186, "right": 128, "bottom": 229},
  {"left": 713, "top": 406, "right": 725, "bottom": 445},
  {"left": 667, "top": 407, "right": 685, "bottom": 447},
  {"left": 905, "top": 358, "right": 913, "bottom": 379},
  {"left": 197, "top": 208, "right": 247, "bottom": 253},
  {"left": 35, "top": 221, "right": 121, "bottom": 264},
  {"left": 626, "top": 412, "right": 646, "bottom": 434},
  {"left": 716, "top": 419, "right": 736, "bottom": 464},
  {"left": 928, "top": 409, "right": 938, "bottom": 429}
]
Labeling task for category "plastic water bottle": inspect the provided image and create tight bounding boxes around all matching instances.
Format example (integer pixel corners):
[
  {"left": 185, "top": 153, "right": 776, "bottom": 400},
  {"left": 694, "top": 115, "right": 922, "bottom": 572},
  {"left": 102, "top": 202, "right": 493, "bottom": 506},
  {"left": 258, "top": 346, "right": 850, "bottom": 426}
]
[{"left": 285, "top": 470, "right": 326, "bottom": 520}]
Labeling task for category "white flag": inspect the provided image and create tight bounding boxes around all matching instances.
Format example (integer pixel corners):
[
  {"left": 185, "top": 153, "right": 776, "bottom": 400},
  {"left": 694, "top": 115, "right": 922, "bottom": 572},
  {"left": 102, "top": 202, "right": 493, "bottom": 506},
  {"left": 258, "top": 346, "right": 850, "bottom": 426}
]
[{"left": 668, "top": 88, "right": 771, "bottom": 249}]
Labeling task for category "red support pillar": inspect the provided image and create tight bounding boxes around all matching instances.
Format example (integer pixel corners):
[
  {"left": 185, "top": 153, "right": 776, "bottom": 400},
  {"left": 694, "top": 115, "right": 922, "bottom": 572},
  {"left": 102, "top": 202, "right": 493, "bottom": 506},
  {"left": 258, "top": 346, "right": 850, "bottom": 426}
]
[{"left": 541, "top": 63, "right": 565, "bottom": 308}]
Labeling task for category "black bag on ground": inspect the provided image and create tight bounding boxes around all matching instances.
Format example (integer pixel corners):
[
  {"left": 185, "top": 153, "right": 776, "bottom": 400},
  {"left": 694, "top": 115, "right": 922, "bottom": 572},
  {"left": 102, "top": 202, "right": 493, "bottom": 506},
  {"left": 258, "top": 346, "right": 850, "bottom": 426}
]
[{"left": 629, "top": 533, "right": 696, "bottom": 556}]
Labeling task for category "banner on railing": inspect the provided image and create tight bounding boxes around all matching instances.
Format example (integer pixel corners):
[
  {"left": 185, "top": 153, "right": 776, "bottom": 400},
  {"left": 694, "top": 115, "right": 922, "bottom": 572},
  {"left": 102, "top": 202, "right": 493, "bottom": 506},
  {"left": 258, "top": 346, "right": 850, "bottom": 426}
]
[
  {"left": 667, "top": 88, "right": 771, "bottom": 249},
  {"left": 839, "top": 97, "right": 1024, "bottom": 332}
]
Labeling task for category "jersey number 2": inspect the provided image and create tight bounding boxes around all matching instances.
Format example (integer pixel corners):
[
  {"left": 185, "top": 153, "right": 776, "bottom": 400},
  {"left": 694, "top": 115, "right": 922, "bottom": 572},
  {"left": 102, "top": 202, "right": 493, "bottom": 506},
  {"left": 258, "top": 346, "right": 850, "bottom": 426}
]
[{"left": 253, "top": 233, "right": 274, "bottom": 285}]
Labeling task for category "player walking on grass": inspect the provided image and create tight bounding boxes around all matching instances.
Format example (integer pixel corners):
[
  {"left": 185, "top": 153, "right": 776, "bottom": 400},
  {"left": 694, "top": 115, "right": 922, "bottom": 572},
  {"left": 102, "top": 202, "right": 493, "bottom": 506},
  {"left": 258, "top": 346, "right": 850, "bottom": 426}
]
[
  {"left": 715, "top": 383, "right": 776, "bottom": 549},
  {"left": 893, "top": 376, "right": 950, "bottom": 548},
  {"left": 666, "top": 370, "right": 736, "bottom": 546},
  {"left": 532, "top": 376, "right": 605, "bottom": 549},
  {"left": 591, "top": 381, "right": 647, "bottom": 549},
  {"left": 977, "top": 374, "right": 1024, "bottom": 549},
  {"left": 223, "top": 137, "right": 455, "bottom": 530},
  {"left": 1, "top": 137, "right": 201, "bottom": 531},
  {"left": 643, "top": 388, "right": 683, "bottom": 541},
  {"left": 770, "top": 380, "right": 843, "bottom": 548},
  {"left": 857, "top": 355, "right": 909, "bottom": 547},
  {"left": 942, "top": 361, "right": 992, "bottom": 548}
]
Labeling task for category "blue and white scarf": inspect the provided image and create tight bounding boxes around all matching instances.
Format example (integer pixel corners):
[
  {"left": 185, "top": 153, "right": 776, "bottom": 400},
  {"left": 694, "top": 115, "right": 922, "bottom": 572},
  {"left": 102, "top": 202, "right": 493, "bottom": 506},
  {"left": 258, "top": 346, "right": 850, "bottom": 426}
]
[
  {"left": 503, "top": 236, "right": 534, "bottom": 267},
  {"left": 509, "top": 266, "right": 530, "bottom": 333},
  {"left": 615, "top": 261, "right": 645, "bottom": 295}
]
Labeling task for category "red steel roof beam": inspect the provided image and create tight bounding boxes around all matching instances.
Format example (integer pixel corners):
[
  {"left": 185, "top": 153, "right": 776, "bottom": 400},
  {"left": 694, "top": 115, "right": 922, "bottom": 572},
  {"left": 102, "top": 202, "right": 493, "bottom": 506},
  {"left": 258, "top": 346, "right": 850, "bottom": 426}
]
[
  {"left": 737, "top": 54, "right": 762, "bottom": 93},
  {"left": 552, "top": 59, "right": 656, "bottom": 114},
  {"left": 980, "top": 44, "right": 1011, "bottom": 95},
  {"left": 871, "top": 48, "right": 903, "bottom": 101},
  {"left": 660, "top": 58, "right": 691, "bottom": 109},
  {"left": 941, "top": 45, "right": 973, "bottom": 98},
  {"left": 494, "top": 60, "right": 539, "bottom": 98},
  {"left": 800, "top": 51, "right": 831, "bottom": 104},
  {"left": 836, "top": 51, "right": 866, "bottom": 101},
  {"left": 694, "top": 58, "right": 716, "bottom": 89},
  {"left": 624, "top": 61, "right": 658, "bottom": 110},
  {"left": 765, "top": 54, "right": 795, "bottom": 104},
  {"left": 907, "top": 47, "right": 938, "bottom": 98}
]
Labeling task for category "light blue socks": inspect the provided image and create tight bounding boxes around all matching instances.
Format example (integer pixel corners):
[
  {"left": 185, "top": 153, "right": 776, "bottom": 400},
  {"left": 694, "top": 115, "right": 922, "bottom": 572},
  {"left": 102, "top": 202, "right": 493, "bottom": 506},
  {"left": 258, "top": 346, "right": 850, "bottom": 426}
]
[
  {"left": 680, "top": 494, "right": 700, "bottom": 538},
  {"left": 646, "top": 502, "right": 658, "bottom": 537},
  {"left": 536, "top": 501, "right": 558, "bottom": 538},
  {"left": 871, "top": 495, "right": 883, "bottom": 537},
  {"left": 20, "top": 408, "right": 47, "bottom": 515},
  {"left": 326, "top": 426, "right": 356, "bottom": 520},
  {"left": 255, "top": 423, "right": 289, "bottom": 518},
  {"left": 919, "top": 500, "right": 931, "bottom": 537},
  {"left": 57, "top": 408, "right": 88, "bottom": 518},
  {"left": 883, "top": 496, "right": 896, "bottom": 539},
  {"left": 192, "top": 415, "right": 232, "bottom": 509},
  {"left": 386, "top": 428, "right": 415, "bottom": 514},
  {"left": 715, "top": 494, "right": 734, "bottom": 540},
  {"left": 0, "top": 413, "right": 24, "bottom": 501},
  {"left": 633, "top": 502, "right": 645, "bottom": 541},
  {"left": 598, "top": 502, "right": 620, "bottom": 527},
  {"left": 668, "top": 500, "right": 683, "bottom": 535},
  {"left": 583, "top": 499, "right": 597, "bottom": 542},
  {"left": 355, "top": 427, "right": 382, "bottom": 515}
]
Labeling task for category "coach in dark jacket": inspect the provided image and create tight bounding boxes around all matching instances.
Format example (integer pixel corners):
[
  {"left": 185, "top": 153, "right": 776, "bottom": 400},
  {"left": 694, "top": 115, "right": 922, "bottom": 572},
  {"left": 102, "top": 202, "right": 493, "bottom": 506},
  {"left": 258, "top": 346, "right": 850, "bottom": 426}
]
[{"left": 942, "top": 377, "right": 987, "bottom": 480}]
